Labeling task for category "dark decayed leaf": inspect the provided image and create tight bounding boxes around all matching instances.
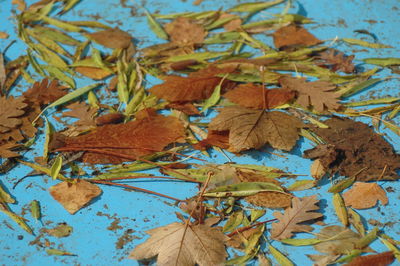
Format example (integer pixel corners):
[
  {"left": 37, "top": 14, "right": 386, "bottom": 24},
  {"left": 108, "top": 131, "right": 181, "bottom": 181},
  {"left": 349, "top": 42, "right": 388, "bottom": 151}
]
[{"left": 304, "top": 117, "right": 400, "bottom": 181}]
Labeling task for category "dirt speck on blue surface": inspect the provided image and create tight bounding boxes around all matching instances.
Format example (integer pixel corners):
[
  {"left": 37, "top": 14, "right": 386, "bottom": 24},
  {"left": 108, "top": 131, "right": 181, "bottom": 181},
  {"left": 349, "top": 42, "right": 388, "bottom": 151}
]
[{"left": 116, "top": 228, "right": 139, "bottom": 250}]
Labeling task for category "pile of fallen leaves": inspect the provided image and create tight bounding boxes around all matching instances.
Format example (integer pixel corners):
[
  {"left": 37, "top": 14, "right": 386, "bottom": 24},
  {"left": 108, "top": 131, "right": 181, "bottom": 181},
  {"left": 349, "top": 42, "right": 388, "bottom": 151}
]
[{"left": 1, "top": 0, "right": 400, "bottom": 265}]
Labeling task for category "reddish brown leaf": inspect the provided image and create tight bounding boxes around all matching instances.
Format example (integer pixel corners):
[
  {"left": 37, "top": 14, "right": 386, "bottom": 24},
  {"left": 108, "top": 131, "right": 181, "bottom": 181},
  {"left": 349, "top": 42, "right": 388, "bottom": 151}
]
[
  {"left": 209, "top": 106, "right": 303, "bottom": 152},
  {"left": 343, "top": 182, "right": 388, "bottom": 209},
  {"left": 194, "top": 130, "right": 230, "bottom": 150},
  {"left": 279, "top": 76, "right": 341, "bottom": 112},
  {"left": 224, "top": 83, "right": 295, "bottom": 109},
  {"left": 95, "top": 113, "right": 125, "bottom": 126},
  {"left": 61, "top": 111, "right": 185, "bottom": 164},
  {"left": 166, "top": 102, "right": 200, "bottom": 115},
  {"left": 273, "top": 24, "right": 322, "bottom": 49},
  {"left": 23, "top": 78, "right": 68, "bottom": 106},
  {"left": 49, "top": 179, "right": 102, "bottom": 214},
  {"left": 149, "top": 66, "right": 235, "bottom": 102},
  {"left": 344, "top": 251, "right": 395, "bottom": 266},
  {"left": 316, "top": 49, "right": 355, "bottom": 73},
  {"left": 165, "top": 17, "right": 207, "bottom": 46}
]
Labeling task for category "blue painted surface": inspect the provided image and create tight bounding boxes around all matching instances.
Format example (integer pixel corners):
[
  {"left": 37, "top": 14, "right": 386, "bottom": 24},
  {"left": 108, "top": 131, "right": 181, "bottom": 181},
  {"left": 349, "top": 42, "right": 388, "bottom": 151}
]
[{"left": 0, "top": 0, "right": 399, "bottom": 265}]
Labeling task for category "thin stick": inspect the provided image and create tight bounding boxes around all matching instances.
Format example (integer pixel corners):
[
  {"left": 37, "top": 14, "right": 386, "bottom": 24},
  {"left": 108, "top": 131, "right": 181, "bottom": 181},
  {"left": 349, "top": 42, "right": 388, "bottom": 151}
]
[
  {"left": 92, "top": 175, "right": 202, "bottom": 183},
  {"left": 89, "top": 180, "right": 182, "bottom": 202}
]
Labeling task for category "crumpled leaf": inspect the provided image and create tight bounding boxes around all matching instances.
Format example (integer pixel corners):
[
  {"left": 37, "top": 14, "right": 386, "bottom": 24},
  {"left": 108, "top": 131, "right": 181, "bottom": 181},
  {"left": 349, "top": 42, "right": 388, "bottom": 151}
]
[
  {"left": 313, "top": 225, "right": 371, "bottom": 255},
  {"left": 61, "top": 109, "right": 185, "bottom": 164},
  {"left": 129, "top": 222, "right": 227, "bottom": 266},
  {"left": 223, "top": 83, "right": 295, "bottom": 109},
  {"left": 209, "top": 106, "right": 303, "bottom": 152},
  {"left": 270, "top": 195, "right": 323, "bottom": 240},
  {"left": 279, "top": 76, "right": 341, "bottom": 112},
  {"left": 49, "top": 179, "right": 102, "bottom": 214},
  {"left": 273, "top": 24, "right": 322, "bottom": 49},
  {"left": 86, "top": 28, "right": 133, "bottom": 49},
  {"left": 23, "top": 78, "right": 68, "bottom": 107},
  {"left": 316, "top": 49, "right": 355, "bottom": 73},
  {"left": 165, "top": 17, "right": 207, "bottom": 46},
  {"left": 343, "top": 182, "right": 388, "bottom": 209},
  {"left": 149, "top": 66, "right": 235, "bottom": 102},
  {"left": 304, "top": 117, "right": 400, "bottom": 181}
]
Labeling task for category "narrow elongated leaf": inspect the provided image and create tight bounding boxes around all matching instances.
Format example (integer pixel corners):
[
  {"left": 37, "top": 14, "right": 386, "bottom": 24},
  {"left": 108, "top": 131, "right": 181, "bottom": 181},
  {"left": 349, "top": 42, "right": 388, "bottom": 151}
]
[
  {"left": 269, "top": 244, "right": 294, "bottom": 266},
  {"left": 280, "top": 238, "right": 321, "bottom": 246},
  {"left": 204, "top": 182, "right": 284, "bottom": 197},
  {"left": 342, "top": 38, "right": 392, "bottom": 49},
  {"left": 228, "top": 0, "right": 285, "bottom": 13},
  {"left": 333, "top": 193, "right": 348, "bottom": 226},
  {"left": 363, "top": 57, "right": 400, "bottom": 66},
  {"left": 50, "top": 156, "right": 63, "bottom": 180},
  {"left": 145, "top": 9, "right": 168, "bottom": 40}
]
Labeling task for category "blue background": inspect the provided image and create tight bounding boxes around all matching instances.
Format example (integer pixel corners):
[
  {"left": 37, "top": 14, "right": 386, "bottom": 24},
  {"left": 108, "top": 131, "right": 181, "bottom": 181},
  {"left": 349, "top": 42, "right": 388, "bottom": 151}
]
[{"left": 0, "top": 0, "right": 399, "bottom": 265}]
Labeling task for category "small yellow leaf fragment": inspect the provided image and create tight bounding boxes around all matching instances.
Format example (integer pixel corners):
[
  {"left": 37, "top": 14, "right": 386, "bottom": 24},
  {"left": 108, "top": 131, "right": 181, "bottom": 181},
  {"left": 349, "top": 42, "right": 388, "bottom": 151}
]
[
  {"left": 49, "top": 179, "right": 102, "bottom": 214},
  {"left": 310, "top": 159, "right": 325, "bottom": 180},
  {"left": 0, "top": 32, "right": 9, "bottom": 39}
]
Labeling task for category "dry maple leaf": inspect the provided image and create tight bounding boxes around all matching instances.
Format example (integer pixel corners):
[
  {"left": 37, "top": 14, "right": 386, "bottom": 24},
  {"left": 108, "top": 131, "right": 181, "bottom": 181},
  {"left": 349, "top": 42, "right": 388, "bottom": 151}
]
[
  {"left": 86, "top": 28, "right": 133, "bottom": 49},
  {"left": 272, "top": 24, "right": 322, "bottom": 49},
  {"left": 223, "top": 83, "right": 295, "bottom": 109},
  {"left": 304, "top": 117, "right": 400, "bottom": 181},
  {"left": 270, "top": 195, "right": 323, "bottom": 240},
  {"left": 279, "top": 76, "right": 341, "bottom": 112},
  {"left": 23, "top": 78, "right": 68, "bottom": 106},
  {"left": 129, "top": 222, "right": 227, "bottom": 266},
  {"left": 209, "top": 106, "right": 303, "bottom": 152},
  {"left": 316, "top": 49, "right": 355, "bottom": 74},
  {"left": 49, "top": 179, "right": 102, "bottom": 214},
  {"left": 0, "top": 96, "right": 27, "bottom": 133},
  {"left": 344, "top": 251, "right": 394, "bottom": 266},
  {"left": 165, "top": 17, "right": 208, "bottom": 46},
  {"left": 343, "top": 182, "right": 388, "bottom": 209},
  {"left": 61, "top": 110, "right": 185, "bottom": 164},
  {"left": 149, "top": 66, "right": 235, "bottom": 103}
]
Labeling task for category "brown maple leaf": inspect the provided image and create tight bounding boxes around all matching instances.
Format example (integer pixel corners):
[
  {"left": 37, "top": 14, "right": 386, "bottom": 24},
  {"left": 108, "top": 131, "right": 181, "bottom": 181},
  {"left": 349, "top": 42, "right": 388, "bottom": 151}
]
[
  {"left": 343, "top": 182, "right": 388, "bottom": 209},
  {"left": 165, "top": 17, "right": 208, "bottom": 46},
  {"left": 194, "top": 130, "right": 230, "bottom": 150},
  {"left": 85, "top": 28, "right": 133, "bottom": 49},
  {"left": 129, "top": 222, "right": 227, "bottom": 265},
  {"left": 304, "top": 117, "right": 400, "bottom": 181},
  {"left": 49, "top": 179, "right": 102, "bottom": 214},
  {"left": 23, "top": 78, "right": 68, "bottom": 107},
  {"left": 279, "top": 76, "right": 341, "bottom": 112},
  {"left": 316, "top": 49, "right": 355, "bottom": 73},
  {"left": 272, "top": 24, "right": 322, "bottom": 50},
  {"left": 0, "top": 96, "right": 26, "bottom": 133},
  {"left": 60, "top": 110, "right": 185, "bottom": 164},
  {"left": 209, "top": 106, "right": 303, "bottom": 152},
  {"left": 149, "top": 66, "right": 235, "bottom": 102},
  {"left": 224, "top": 83, "right": 295, "bottom": 109},
  {"left": 344, "top": 251, "right": 394, "bottom": 266},
  {"left": 270, "top": 195, "right": 323, "bottom": 240}
]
